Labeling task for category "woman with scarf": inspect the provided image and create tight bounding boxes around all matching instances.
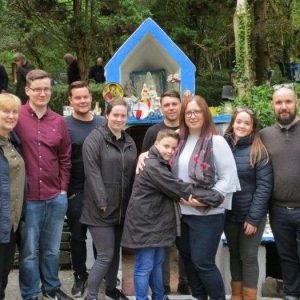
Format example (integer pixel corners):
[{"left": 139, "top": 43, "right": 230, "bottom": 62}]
[
  {"left": 172, "top": 95, "right": 240, "bottom": 300},
  {"left": 224, "top": 108, "right": 272, "bottom": 300},
  {"left": 0, "top": 93, "right": 25, "bottom": 300}
]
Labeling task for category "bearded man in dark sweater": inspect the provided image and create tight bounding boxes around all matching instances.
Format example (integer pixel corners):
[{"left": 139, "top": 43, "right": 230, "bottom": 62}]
[{"left": 260, "top": 86, "right": 300, "bottom": 300}]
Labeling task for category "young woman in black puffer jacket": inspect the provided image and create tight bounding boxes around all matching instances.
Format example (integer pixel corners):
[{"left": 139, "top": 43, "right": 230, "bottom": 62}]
[{"left": 224, "top": 107, "right": 273, "bottom": 300}]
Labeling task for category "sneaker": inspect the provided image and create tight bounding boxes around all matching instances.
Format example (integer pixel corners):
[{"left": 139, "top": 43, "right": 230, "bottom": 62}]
[
  {"left": 177, "top": 283, "right": 190, "bottom": 295},
  {"left": 44, "top": 288, "right": 74, "bottom": 300},
  {"left": 71, "top": 272, "right": 88, "bottom": 297},
  {"left": 105, "top": 288, "right": 129, "bottom": 300}
]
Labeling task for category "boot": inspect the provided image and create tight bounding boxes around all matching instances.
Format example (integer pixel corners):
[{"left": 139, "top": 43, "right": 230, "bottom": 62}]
[
  {"left": 243, "top": 287, "right": 257, "bottom": 300},
  {"left": 231, "top": 281, "right": 243, "bottom": 300}
]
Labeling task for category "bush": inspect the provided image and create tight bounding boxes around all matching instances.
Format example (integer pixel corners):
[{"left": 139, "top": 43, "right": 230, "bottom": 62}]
[
  {"left": 195, "top": 70, "right": 232, "bottom": 106},
  {"left": 49, "top": 83, "right": 106, "bottom": 114},
  {"left": 218, "top": 83, "right": 300, "bottom": 128}
]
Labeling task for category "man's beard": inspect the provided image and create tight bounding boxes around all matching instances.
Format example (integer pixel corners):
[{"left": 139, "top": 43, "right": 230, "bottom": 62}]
[{"left": 276, "top": 111, "right": 297, "bottom": 125}]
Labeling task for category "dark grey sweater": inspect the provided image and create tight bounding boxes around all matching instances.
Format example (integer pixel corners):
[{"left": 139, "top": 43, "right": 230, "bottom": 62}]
[{"left": 260, "top": 120, "right": 300, "bottom": 207}]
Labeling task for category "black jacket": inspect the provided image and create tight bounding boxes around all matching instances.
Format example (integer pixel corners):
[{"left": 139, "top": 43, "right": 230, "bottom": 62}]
[
  {"left": 0, "top": 64, "right": 8, "bottom": 92},
  {"left": 80, "top": 125, "right": 137, "bottom": 226},
  {"left": 16, "top": 61, "right": 34, "bottom": 104},
  {"left": 67, "top": 60, "right": 81, "bottom": 84},
  {"left": 224, "top": 134, "right": 273, "bottom": 226},
  {"left": 121, "top": 146, "right": 224, "bottom": 249},
  {"left": 89, "top": 65, "right": 105, "bottom": 83}
]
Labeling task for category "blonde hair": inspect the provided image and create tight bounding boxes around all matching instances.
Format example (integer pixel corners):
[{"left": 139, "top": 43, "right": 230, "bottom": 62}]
[{"left": 0, "top": 93, "right": 21, "bottom": 111}]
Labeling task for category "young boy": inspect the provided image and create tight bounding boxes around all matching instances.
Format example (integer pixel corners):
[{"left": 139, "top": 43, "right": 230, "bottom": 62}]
[{"left": 121, "top": 129, "right": 224, "bottom": 300}]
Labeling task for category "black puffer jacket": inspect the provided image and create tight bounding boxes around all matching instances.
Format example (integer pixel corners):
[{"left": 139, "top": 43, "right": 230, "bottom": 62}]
[
  {"left": 121, "top": 146, "right": 225, "bottom": 249},
  {"left": 224, "top": 134, "right": 273, "bottom": 227},
  {"left": 80, "top": 125, "right": 137, "bottom": 226}
]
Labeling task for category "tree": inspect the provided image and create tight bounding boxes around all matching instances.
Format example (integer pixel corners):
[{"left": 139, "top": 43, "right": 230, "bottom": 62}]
[
  {"left": 4, "top": 0, "right": 151, "bottom": 79},
  {"left": 233, "top": 0, "right": 254, "bottom": 96}
]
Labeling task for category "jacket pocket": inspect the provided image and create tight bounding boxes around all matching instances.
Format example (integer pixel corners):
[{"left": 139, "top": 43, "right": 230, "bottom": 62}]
[{"left": 100, "top": 182, "right": 121, "bottom": 219}]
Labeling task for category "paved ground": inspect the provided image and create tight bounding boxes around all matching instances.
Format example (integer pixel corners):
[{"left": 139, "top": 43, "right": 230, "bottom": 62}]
[{"left": 6, "top": 249, "right": 282, "bottom": 300}]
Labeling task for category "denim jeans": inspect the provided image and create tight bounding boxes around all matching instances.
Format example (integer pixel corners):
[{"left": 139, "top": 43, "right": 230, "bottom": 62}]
[
  {"left": 176, "top": 214, "right": 225, "bottom": 300},
  {"left": 19, "top": 194, "right": 68, "bottom": 300},
  {"left": 134, "top": 247, "right": 165, "bottom": 300},
  {"left": 270, "top": 205, "right": 300, "bottom": 297},
  {"left": 66, "top": 192, "right": 87, "bottom": 275}
]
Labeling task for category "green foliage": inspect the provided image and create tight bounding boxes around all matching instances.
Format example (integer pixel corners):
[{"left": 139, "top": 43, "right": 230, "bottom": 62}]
[
  {"left": 49, "top": 83, "right": 105, "bottom": 114},
  {"left": 218, "top": 83, "right": 300, "bottom": 128},
  {"left": 196, "top": 70, "right": 231, "bottom": 106}
]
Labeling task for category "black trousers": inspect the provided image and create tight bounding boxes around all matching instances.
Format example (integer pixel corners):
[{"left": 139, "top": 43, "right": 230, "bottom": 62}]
[{"left": 0, "top": 229, "right": 16, "bottom": 300}]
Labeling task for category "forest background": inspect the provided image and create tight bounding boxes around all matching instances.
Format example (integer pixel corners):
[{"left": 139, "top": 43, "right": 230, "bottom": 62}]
[{"left": 1, "top": 0, "right": 300, "bottom": 126}]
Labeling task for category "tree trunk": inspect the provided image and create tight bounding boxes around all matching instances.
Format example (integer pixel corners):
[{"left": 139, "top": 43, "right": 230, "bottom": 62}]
[
  {"left": 73, "top": 0, "right": 90, "bottom": 80},
  {"left": 233, "top": 0, "right": 254, "bottom": 97},
  {"left": 254, "top": 0, "right": 269, "bottom": 85}
]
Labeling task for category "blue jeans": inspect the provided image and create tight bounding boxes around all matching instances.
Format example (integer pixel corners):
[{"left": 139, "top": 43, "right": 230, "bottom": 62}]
[
  {"left": 176, "top": 214, "right": 225, "bottom": 300},
  {"left": 134, "top": 247, "right": 165, "bottom": 300},
  {"left": 270, "top": 205, "right": 300, "bottom": 297},
  {"left": 66, "top": 192, "right": 87, "bottom": 275},
  {"left": 19, "top": 194, "right": 68, "bottom": 300}
]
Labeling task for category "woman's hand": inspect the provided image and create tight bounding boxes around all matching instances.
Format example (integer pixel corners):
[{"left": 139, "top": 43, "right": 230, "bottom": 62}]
[
  {"left": 180, "top": 195, "right": 208, "bottom": 207},
  {"left": 136, "top": 151, "right": 149, "bottom": 174},
  {"left": 244, "top": 222, "right": 257, "bottom": 235}
]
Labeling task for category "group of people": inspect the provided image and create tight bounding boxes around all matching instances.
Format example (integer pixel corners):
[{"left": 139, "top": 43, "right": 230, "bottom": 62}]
[
  {"left": 0, "top": 67, "right": 300, "bottom": 300},
  {"left": 0, "top": 52, "right": 105, "bottom": 104},
  {"left": 63, "top": 54, "right": 105, "bottom": 85}
]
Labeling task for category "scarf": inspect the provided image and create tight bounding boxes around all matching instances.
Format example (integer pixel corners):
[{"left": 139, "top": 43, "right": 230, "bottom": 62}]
[{"left": 170, "top": 134, "right": 215, "bottom": 188}]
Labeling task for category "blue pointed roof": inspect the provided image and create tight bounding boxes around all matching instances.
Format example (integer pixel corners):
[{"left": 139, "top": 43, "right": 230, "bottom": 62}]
[{"left": 105, "top": 17, "right": 196, "bottom": 94}]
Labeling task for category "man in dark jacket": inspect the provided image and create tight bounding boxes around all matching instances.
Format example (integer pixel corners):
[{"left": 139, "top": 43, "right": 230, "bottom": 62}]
[
  {"left": 64, "top": 54, "right": 81, "bottom": 84},
  {"left": 13, "top": 53, "right": 34, "bottom": 104},
  {"left": 89, "top": 57, "right": 105, "bottom": 83},
  {"left": 0, "top": 64, "right": 9, "bottom": 93}
]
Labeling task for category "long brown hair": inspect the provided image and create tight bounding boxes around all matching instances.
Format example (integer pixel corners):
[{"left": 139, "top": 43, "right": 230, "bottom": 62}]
[
  {"left": 225, "top": 108, "right": 269, "bottom": 167},
  {"left": 179, "top": 94, "right": 216, "bottom": 137}
]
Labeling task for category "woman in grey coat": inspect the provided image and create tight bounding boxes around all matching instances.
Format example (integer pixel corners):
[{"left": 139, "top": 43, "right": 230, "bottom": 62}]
[{"left": 81, "top": 98, "right": 137, "bottom": 300}]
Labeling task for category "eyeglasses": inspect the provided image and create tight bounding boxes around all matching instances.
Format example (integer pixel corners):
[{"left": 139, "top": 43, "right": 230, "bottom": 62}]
[
  {"left": 236, "top": 107, "right": 255, "bottom": 115},
  {"left": 273, "top": 83, "right": 294, "bottom": 91},
  {"left": 28, "top": 87, "right": 51, "bottom": 94},
  {"left": 185, "top": 110, "right": 202, "bottom": 118}
]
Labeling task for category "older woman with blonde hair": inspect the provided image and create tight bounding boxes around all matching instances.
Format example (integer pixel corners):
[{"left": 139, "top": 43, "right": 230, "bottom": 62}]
[{"left": 0, "top": 93, "right": 25, "bottom": 300}]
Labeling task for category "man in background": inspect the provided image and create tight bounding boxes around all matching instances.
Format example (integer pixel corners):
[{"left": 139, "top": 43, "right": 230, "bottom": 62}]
[
  {"left": 64, "top": 54, "right": 81, "bottom": 84},
  {"left": 65, "top": 81, "right": 104, "bottom": 298},
  {"left": 89, "top": 57, "right": 105, "bottom": 83},
  {"left": 13, "top": 52, "right": 34, "bottom": 103}
]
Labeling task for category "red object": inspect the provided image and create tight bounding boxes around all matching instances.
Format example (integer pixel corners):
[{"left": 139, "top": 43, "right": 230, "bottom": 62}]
[{"left": 136, "top": 109, "right": 142, "bottom": 119}]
